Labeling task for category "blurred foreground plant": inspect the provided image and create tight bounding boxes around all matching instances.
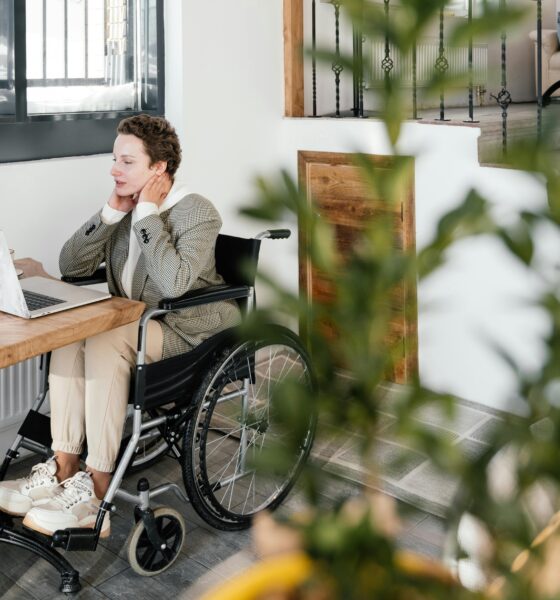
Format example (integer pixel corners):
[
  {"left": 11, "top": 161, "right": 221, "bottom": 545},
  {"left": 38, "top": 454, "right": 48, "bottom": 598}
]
[{"left": 232, "top": 1, "right": 560, "bottom": 598}]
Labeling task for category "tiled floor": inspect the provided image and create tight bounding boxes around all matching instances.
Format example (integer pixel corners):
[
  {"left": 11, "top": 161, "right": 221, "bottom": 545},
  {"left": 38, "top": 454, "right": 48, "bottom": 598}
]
[
  {"left": 315, "top": 391, "right": 505, "bottom": 517},
  {"left": 0, "top": 392, "right": 492, "bottom": 600},
  {"left": 0, "top": 451, "right": 450, "bottom": 600}
]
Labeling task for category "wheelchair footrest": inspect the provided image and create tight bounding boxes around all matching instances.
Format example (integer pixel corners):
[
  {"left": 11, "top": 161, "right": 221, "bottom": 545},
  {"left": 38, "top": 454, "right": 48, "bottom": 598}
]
[{"left": 52, "top": 527, "right": 99, "bottom": 551}]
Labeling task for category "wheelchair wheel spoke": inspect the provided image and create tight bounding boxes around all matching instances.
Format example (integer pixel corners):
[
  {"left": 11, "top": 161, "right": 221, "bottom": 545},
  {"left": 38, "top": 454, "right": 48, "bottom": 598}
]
[
  {"left": 160, "top": 520, "right": 177, "bottom": 538},
  {"left": 140, "top": 546, "right": 158, "bottom": 568}
]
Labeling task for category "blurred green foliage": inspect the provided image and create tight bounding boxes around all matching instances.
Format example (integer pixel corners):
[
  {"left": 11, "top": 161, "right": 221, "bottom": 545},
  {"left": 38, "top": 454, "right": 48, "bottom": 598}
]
[{"left": 240, "top": 1, "right": 560, "bottom": 598}]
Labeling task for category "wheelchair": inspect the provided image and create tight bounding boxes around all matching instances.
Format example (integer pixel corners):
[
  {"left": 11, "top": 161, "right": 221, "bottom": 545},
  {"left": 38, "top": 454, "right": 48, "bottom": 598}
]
[{"left": 0, "top": 229, "right": 316, "bottom": 593}]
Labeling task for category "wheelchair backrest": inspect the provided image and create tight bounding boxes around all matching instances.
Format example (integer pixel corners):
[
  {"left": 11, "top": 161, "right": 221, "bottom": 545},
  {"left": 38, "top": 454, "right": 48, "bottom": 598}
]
[{"left": 215, "top": 235, "right": 262, "bottom": 288}]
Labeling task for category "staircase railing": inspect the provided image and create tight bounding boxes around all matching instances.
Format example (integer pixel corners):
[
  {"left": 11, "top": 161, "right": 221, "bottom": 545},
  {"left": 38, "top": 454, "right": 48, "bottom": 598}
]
[{"left": 304, "top": 0, "right": 544, "bottom": 159}]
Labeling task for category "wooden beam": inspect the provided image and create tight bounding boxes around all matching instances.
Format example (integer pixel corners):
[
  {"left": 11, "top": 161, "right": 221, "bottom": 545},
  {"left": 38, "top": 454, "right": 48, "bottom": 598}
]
[{"left": 284, "top": 0, "right": 305, "bottom": 117}]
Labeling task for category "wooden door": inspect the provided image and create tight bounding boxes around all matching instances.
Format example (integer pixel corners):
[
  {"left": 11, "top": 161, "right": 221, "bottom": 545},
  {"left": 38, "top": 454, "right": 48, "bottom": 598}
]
[{"left": 298, "top": 150, "right": 417, "bottom": 384}]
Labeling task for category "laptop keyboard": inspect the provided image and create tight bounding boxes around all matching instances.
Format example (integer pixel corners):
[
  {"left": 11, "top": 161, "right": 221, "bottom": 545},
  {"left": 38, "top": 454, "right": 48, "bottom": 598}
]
[{"left": 23, "top": 290, "right": 65, "bottom": 312}]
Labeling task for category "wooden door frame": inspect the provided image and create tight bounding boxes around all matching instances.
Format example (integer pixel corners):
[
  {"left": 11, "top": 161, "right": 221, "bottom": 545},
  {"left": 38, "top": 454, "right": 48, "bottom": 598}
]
[
  {"left": 298, "top": 150, "right": 418, "bottom": 383},
  {"left": 283, "top": 0, "right": 305, "bottom": 117}
]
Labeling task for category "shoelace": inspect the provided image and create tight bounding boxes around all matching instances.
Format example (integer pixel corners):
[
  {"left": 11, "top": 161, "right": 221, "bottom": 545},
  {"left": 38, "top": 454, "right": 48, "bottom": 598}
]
[
  {"left": 52, "top": 476, "right": 93, "bottom": 510},
  {"left": 23, "top": 461, "right": 55, "bottom": 489}
]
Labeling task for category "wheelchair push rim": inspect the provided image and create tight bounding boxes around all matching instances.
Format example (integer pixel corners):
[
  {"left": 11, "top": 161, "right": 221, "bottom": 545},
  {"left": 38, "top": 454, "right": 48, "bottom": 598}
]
[{"left": 182, "top": 327, "right": 316, "bottom": 530}]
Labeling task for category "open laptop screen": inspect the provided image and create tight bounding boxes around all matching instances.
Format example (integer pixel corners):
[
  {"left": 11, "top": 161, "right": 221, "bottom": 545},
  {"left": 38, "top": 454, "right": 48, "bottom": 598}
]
[{"left": 0, "top": 230, "right": 29, "bottom": 317}]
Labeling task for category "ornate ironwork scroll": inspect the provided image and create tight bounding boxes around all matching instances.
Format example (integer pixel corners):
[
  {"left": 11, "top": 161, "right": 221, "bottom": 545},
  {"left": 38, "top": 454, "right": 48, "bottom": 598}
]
[
  {"left": 435, "top": 7, "right": 450, "bottom": 121},
  {"left": 331, "top": 1, "right": 343, "bottom": 117},
  {"left": 490, "top": 0, "right": 512, "bottom": 156},
  {"left": 382, "top": 0, "right": 394, "bottom": 84}
]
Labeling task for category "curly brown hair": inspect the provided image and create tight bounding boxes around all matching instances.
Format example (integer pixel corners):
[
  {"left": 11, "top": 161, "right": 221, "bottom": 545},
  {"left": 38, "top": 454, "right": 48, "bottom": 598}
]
[{"left": 117, "top": 114, "right": 182, "bottom": 179}]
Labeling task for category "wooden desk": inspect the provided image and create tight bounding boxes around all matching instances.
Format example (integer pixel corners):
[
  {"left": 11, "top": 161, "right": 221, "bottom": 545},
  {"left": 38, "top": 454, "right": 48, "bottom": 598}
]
[{"left": 0, "top": 259, "right": 145, "bottom": 369}]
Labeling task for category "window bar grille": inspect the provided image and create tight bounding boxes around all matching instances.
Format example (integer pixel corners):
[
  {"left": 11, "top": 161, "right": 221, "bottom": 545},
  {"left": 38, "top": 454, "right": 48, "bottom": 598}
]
[
  {"left": 435, "top": 7, "right": 449, "bottom": 121},
  {"left": 536, "top": 0, "right": 542, "bottom": 140},
  {"left": 331, "top": 1, "right": 343, "bottom": 118},
  {"left": 85, "top": 0, "right": 89, "bottom": 79},
  {"left": 6, "top": 0, "right": 14, "bottom": 86},
  {"left": 312, "top": 0, "right": 317, "bottom": 117},
  {"left": 42, "top": 0, "right": 46, "bottom": 81},
  {"left": 155, "top": 0, "right": 164, "bottom": 114},
  {"left": 129, "top": 0, "right": 137, "bottom": 86},
  {"left": 464, "top": 0, "right": 478, "bottom": 123},
  {"left": 64, "top": 0, "right": 68, "bottom": 80},
  {"left": 382, "top": 0, "right": 394, "bottom": 84},
  {"left": 14, "top": 0, "right": 27, "bottom": 120},
  {"left": 491, "top": 0, "right": 511, "bottom": 157}
]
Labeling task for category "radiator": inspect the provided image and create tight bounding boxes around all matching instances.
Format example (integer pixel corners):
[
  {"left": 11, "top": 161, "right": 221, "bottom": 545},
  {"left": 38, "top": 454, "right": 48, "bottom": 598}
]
[
  {"left": 367, "top": 38, "right": 488, "bottom": 88},
  {"left": 0, "top": 356, "right": 42, "bottom": 428}
]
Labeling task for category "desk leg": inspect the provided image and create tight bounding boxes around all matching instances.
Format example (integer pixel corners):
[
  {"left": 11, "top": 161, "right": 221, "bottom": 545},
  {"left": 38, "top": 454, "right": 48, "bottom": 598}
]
[{"left": 0, "top": 522, "right": 81, "bottom": 593}]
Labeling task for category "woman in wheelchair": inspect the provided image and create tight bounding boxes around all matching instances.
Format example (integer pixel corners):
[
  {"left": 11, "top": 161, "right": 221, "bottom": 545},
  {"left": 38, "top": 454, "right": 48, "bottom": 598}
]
[{"left": 0, "top": 114, "right": 241, "bottom": 537}]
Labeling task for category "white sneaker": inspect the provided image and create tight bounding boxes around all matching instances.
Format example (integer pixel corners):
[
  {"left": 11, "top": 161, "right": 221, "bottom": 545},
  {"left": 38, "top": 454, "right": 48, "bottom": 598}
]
[
  {"left": 23, "top": 471, "right": 110, "bottom": 538},
  {"left": 0, "top": 457, "right": 60, "bottom": 516}
]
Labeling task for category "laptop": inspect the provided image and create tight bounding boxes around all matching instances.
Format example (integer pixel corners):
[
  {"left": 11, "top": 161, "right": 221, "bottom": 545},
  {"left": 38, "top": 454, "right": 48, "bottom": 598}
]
[{"left": 0, "top": 230, "right": 111, "bottom": 319}]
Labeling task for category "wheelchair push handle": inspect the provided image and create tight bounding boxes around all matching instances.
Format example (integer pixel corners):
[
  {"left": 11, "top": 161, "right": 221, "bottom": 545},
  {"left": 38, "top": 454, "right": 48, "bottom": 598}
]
[{"left": 255, "top": 229, "right": 291, "bottom": 240}]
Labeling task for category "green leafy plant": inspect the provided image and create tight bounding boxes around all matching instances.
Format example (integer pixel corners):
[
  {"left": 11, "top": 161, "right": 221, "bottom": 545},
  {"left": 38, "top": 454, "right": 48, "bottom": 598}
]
[{"left": 237, "top": 1, "right": 560, "bottom": 598}]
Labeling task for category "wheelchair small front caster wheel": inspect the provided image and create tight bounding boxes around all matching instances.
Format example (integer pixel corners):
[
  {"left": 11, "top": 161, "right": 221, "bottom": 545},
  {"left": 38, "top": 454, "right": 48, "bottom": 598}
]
[{"left": 127, "top": 507, "right": 186, "bottom": 576}]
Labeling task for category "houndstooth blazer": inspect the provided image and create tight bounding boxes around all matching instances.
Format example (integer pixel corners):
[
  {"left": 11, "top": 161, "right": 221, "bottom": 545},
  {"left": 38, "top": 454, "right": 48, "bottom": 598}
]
[{"left": 59, "top": 193, "right": 241, "bottom": 358}]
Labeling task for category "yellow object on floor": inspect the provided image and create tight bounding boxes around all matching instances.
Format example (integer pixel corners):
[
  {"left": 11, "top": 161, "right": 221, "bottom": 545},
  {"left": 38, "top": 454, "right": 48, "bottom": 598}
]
[
  {"left": 200, "top": 549, "right": 459, "bottom": 600},
  {"left": 200, "top": 552, "right": 313, "bottom": 600}
]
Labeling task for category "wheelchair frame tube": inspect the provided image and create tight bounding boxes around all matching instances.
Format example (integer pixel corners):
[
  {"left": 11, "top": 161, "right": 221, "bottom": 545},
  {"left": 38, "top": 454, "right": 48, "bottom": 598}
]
[
  {"left": 136, "top": 308, "right": 168, "bottom": 365},
  {"left": 104, "top": 409, "right": 143, "bottom": 503}
]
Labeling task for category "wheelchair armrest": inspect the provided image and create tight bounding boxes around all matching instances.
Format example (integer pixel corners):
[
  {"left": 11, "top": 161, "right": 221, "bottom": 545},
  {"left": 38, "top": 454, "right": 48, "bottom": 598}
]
[
  {"left": 61, "top": 267, "right": 107, "bottom": 286},
  {"left": 159, "top": 284, "right": 251, "bottom": 310}
]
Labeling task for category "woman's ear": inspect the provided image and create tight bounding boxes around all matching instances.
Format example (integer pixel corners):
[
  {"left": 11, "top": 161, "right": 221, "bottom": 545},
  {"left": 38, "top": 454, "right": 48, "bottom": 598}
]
[{"left": 152, "top": 161, "right": 167, "bottom": 175}]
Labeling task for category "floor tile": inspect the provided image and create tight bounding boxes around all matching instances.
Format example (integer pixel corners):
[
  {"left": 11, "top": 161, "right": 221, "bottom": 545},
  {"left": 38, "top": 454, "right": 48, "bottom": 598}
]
[{"left": 97, "top": 567, "right": 174, "bottom": 600}]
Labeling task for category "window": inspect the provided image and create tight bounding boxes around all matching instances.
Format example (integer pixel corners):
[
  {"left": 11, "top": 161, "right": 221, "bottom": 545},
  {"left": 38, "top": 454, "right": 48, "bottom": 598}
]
[{"left": 0, "top": 0, "right": 164, "bottom": 162}]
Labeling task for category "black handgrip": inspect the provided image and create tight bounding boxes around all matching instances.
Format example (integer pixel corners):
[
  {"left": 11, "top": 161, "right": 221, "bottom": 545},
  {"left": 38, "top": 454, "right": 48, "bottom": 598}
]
[{"left": 267, "top": 229, "right": 291, "bottom": 239}]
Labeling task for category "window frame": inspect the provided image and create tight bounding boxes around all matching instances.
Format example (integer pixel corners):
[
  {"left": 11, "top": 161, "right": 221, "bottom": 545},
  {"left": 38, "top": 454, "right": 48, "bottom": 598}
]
[{"left": 0, "top": 0, "right": 165, "bottom": 163}]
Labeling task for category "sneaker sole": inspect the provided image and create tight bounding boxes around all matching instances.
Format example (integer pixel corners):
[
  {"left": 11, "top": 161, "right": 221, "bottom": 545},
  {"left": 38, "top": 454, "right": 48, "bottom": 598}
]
[
  {"left": 0, "top": 506, "right": 28, "bottom": 518},
  {"left": 22, "top": 513, "right": 111, "bottom": 538}
]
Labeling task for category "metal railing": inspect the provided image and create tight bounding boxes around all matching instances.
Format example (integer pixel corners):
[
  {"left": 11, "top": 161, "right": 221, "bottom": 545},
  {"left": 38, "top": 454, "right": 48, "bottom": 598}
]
[{"left": 306, "top": 0, "right": 545, "bottom": 158}]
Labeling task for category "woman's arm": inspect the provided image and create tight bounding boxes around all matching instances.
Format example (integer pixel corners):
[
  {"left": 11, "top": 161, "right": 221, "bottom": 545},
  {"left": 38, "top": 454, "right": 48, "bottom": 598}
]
[
  {"left": 59, "top": 210, "right": 121, "bottom": 278},
  {"left": 132, "top": 198, "right": 221, "bottom": 299}
]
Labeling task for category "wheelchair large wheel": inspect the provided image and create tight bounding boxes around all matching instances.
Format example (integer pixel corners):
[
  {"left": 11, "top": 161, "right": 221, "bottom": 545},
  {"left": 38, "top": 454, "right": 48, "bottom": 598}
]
[{"left": 182, "top": 326, "right": 316, "bottom": 531}]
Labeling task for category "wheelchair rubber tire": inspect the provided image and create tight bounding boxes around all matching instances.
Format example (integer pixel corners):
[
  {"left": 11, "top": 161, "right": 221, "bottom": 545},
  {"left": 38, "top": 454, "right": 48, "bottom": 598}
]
[
  {"left": 182, "top": 326, "right": 316, "bottom": 531},
  {"left": 127, "top": 507, "right": 186, "bottom": 576}
]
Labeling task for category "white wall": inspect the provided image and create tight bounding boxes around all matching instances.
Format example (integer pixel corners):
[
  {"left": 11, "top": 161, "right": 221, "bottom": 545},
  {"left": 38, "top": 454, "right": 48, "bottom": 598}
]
[{"left": 0, "top": 0, "right": 553, "bottom": 417}]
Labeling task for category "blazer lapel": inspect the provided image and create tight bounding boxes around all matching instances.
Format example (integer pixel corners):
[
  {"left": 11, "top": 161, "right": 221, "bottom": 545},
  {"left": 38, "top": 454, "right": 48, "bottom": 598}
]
[
  {"left": 131, "top": 252, "right": 149, "bottom": 300},
  {"left": 131, "top": 209, "right": 171, "bottom": 300},
  {"left": 109, "top": 214, "right": 131, "bottom": 296}
]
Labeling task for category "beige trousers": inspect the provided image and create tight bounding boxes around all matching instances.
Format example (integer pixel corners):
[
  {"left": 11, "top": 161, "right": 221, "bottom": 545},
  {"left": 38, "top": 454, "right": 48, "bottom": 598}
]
[{"left": 49, "top": 319, "right": 163, "bottom": 473}]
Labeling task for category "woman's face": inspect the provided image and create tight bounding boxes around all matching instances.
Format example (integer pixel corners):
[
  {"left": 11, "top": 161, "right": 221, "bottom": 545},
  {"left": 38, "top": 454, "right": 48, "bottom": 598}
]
[{"left": 111, "top": 134, "right": 162, "bottom": 197}]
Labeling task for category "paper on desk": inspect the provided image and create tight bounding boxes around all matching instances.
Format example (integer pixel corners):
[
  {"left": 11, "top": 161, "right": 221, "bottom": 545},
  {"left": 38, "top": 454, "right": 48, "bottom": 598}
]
[{"left": 0, "top": 230, "right": 29, "bottom": 317}]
